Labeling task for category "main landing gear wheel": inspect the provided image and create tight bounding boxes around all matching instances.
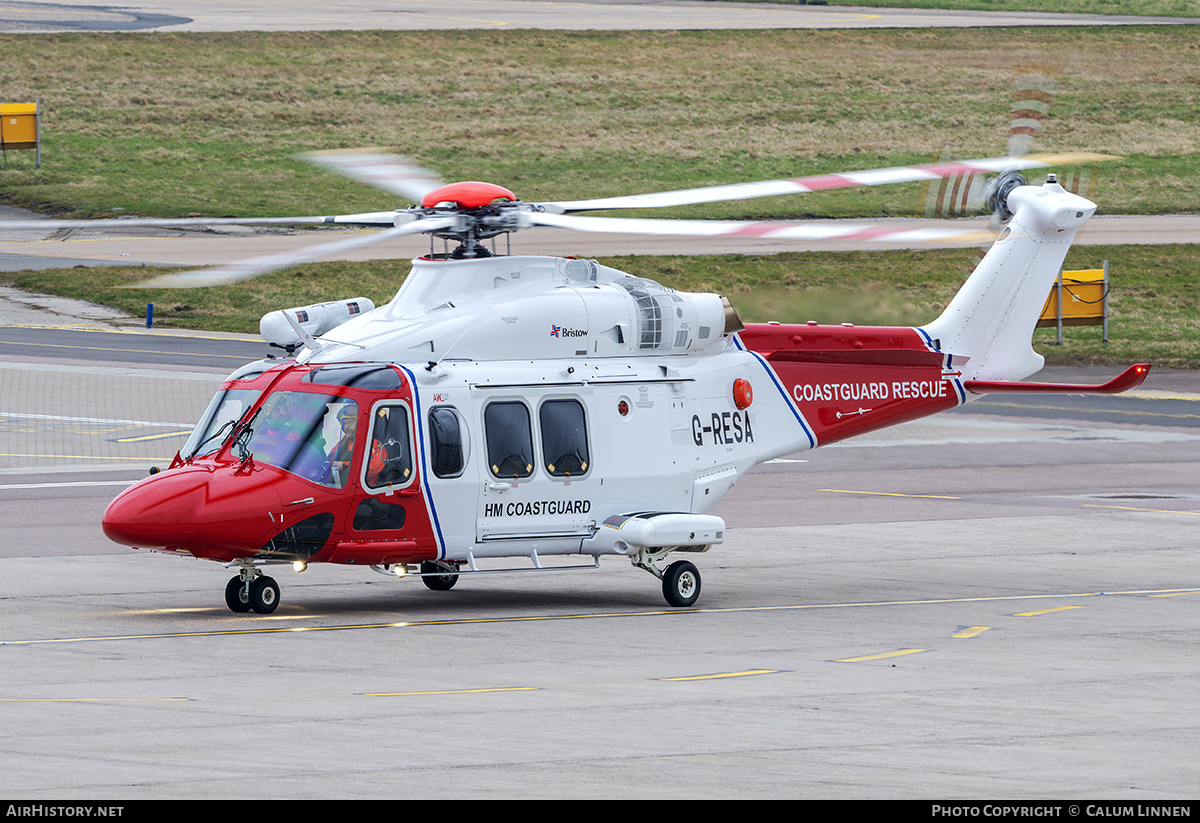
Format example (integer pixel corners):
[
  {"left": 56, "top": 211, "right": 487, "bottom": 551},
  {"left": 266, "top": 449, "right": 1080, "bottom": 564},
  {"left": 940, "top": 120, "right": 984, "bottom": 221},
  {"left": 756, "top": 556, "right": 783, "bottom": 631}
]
[
  {"left": 420, "top": 561, "right": 459, "bottom": 591},
  {"left": 225, "top": 576, "right": 252, "bottom": 613},
  {"left": 249, "top": 576, "right": 280, "bottom": 614},
  {"left": 662, "top": 560, "right": 701, "bottom": 608}
]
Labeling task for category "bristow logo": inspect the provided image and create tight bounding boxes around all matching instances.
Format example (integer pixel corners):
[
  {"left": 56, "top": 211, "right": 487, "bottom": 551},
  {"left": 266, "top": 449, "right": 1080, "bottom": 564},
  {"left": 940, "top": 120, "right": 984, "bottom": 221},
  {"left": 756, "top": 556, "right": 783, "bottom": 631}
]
[{"left": 550, "top": 324, "right": 587, "bottom": 338}]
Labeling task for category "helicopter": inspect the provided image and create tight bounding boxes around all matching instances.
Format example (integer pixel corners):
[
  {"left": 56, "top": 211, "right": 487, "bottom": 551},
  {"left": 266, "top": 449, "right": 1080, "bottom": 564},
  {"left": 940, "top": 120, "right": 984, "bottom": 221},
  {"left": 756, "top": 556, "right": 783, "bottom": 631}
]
[{"left": 5, "top": 148, "right": 1149, "bottom": 613}]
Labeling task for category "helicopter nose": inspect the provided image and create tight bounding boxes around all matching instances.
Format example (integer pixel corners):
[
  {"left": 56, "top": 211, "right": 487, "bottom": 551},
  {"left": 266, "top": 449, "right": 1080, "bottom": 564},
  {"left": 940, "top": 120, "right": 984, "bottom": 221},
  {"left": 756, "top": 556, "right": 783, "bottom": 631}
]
[{"left": 102, "top": 467, "right": 211, "bottom": 550}]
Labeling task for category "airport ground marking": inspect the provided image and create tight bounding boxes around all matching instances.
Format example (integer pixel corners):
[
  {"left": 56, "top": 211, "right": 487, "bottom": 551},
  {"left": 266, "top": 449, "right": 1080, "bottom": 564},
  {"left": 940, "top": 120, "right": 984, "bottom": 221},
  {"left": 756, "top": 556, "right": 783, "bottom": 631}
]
[
  {"left": 837, "top": 649, "right": 925, "bottom": 663},
  {"left": 3, "top": 587, "right": 1197, "bottom": 646},
  {"left": 978, "top": 399, "right": 1200, "bottom": 422},
  {"left": 1083, "top": 503, "right": 1200, "bottom": 517},
  {"left": 0, "top": 697, "right": 191, "bottom": 703},
  {"left": 0, "top": 479, "right": 137, "bottom": 490},
  {"left": 820, "top": 488, "right": 962, "bottom": 499},
  {"left": 0, "top": 452, "right": 172, "bottom": 462},
  {"left": 116, "top": 431, "right": 191, "bottom": 443},
  {"left": 2, "top": 410, "right": 196, "bottom": 428},
  {"left": 659, "top": 669, "right": 781, "bottom": 681},
  {"left": 0, "top": 338, "right": 251, "bottom": 362},
  {"left": 952, "top": 626, "right": 991, "bottom": 638},
  {"left": 363, "top": 687, "right": 539, "bottom": 697},
  {"left": 1014, "top": 605, "right": 1082, "bottom": 617}
]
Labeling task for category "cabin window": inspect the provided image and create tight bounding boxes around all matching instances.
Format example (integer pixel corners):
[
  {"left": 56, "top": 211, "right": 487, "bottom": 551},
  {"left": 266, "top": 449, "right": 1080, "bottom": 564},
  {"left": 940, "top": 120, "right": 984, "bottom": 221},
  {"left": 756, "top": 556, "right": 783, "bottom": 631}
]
[
  {"left": 365, "top": 404, "right": 414, "bottom": 489},
  {"left": 539, "top": 399, "right": 589, "bottom": 478},
  {"left": 428, "top": 406, "right": 467, "bottom": 479},
  {"left": 484, "top": 401, "right": 533, "bottom": 479},
  {"left": 245, "top": 391, "right": 359, "bottom": 488}
]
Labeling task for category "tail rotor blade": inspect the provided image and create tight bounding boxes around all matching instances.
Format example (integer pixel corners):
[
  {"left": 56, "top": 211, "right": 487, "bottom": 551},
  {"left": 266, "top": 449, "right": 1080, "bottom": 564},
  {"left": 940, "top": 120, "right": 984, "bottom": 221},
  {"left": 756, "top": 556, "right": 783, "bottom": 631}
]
[{"left": 1008, "top": 74, "right": 1056, "bottom": 158}]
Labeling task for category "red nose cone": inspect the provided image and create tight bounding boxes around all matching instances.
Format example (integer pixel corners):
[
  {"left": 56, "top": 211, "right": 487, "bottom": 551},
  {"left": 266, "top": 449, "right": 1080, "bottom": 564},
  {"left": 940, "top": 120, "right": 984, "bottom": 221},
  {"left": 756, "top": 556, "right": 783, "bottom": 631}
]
[
  {"left": 420, "top": 181, "right": 516, "bottom": 210},
  {"left": 102, "top": 467, "right": 211, "bottom": 550},
  {"left": 102, "top": 464, "right": 283, "bottom": 561}
]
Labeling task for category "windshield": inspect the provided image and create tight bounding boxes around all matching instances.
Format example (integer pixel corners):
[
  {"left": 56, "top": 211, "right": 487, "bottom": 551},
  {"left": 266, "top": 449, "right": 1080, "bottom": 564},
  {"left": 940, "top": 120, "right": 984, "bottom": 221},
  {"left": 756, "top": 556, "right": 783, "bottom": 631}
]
[
  {"left": 244, "top": 391, "right": 359, "bottom": 488},
  {"left": 181, "top": 388, "right": 261, "bottom": 459}
]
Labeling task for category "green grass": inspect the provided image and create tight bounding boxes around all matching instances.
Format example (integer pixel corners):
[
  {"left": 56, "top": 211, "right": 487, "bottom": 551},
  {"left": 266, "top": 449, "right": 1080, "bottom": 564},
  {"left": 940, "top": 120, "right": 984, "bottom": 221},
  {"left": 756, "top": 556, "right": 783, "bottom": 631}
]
[
  {"left": 731, "top": 0, "right": 1200, "bottom": 17},
  {"left": 5, "top": 242, "right": 1197, "bottom": 367},
  {"left": 0, "top": 28, "right": 1197, "bottom": 219}
]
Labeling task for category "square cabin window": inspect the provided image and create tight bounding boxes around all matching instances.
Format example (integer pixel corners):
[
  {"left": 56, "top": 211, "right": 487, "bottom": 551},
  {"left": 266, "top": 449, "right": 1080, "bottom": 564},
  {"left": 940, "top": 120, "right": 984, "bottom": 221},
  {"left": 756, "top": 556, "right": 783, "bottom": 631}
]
[
  {"left": 539, "top": 399, "right": 589, "bottom": 478},
  {"left": 485, "top": 401, "right": 533, "bottom": 479}
]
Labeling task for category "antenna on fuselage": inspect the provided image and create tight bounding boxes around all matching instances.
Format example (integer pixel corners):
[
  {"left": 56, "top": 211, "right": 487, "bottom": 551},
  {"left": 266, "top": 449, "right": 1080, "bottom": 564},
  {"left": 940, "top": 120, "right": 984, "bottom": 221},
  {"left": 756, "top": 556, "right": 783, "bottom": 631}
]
[{"left": 284, "top": 311, "right": 323, "bottom": 355}]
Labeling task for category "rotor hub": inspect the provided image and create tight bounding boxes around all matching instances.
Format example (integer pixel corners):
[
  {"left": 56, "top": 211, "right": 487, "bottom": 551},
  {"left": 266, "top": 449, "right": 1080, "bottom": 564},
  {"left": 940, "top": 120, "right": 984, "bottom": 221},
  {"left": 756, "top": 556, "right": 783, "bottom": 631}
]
[{"left": 420, "top": 181, "right": 516, "bottom": 210}]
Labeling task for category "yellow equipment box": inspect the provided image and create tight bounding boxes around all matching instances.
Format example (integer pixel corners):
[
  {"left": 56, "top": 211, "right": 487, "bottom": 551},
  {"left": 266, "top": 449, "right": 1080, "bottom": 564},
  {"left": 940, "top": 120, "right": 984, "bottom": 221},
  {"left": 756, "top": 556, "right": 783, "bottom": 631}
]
[
  {"left": 0, "top": 101, "right": 41, "bottom": 167},
  {"left": 1037, "top": 263, "right": 1109, "bottom": 343}
]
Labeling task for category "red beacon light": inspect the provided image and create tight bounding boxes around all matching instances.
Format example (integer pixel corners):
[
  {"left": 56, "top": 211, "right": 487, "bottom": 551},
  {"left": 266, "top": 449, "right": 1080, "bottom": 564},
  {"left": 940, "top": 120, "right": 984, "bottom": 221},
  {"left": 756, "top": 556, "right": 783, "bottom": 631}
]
[
  {"left": 421, "top": 181, "right": 516, "bottom": 210},
  {"left": 733, "top": 377, "right": 753, "bottom": 410}
]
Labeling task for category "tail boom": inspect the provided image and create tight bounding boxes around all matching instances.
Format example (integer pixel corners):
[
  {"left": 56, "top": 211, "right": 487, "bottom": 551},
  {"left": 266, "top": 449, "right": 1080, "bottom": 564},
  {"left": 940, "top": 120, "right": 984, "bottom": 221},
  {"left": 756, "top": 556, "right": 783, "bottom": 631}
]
[{"left": 739, "top": 323, "right": 964, "bottom": 447}]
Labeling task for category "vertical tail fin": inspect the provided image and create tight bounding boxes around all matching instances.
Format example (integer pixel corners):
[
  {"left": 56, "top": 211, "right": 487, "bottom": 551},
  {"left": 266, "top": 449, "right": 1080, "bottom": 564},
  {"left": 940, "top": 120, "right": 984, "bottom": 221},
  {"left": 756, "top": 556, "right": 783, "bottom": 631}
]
[{"left": 921, "top": 177, "right": 1096, "bottom": 382}]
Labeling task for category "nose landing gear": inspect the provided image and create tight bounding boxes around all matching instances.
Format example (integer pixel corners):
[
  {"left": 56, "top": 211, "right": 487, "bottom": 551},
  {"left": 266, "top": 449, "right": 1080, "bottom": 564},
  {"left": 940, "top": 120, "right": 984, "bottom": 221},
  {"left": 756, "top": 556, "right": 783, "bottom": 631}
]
[{"left": 224, "top": 567, "right": 280, "bottom": 614}]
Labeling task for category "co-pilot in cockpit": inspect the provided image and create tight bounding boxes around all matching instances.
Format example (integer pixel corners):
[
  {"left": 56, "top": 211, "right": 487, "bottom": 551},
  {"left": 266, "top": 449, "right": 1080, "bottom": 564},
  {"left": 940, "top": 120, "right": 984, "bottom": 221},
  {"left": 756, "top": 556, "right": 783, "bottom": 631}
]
[{"left": 243, "top": 391, "right": 359, "bottom": 488}]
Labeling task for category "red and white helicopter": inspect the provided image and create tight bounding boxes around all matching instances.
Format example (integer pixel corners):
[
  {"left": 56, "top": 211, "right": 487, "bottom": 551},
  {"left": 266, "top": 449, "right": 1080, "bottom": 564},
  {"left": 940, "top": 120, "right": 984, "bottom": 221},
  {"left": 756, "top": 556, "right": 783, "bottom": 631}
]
[{"left": 7, "top": 148, "right": 1149, "bottom": 613}]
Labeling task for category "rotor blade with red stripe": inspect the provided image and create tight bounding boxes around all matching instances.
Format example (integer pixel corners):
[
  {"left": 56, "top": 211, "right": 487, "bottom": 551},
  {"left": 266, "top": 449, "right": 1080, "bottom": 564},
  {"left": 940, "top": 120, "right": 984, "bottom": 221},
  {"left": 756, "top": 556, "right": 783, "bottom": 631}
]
[
  {"left": 542, "top": 153, "right": 1117, "bottom": 214},
  {"left": 527, "top": 211, "right": 1000, "bottom": 246},
  {"left": 0, "top": 212, "right": 402, "bottom": 231}
]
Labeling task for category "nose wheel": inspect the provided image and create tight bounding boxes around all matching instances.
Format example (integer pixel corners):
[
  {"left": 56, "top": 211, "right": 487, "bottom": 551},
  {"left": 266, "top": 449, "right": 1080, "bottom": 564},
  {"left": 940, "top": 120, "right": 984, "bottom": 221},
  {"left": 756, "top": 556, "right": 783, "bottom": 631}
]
[{"left": 225, "top": 572, "right": 280, "bottom": 614}]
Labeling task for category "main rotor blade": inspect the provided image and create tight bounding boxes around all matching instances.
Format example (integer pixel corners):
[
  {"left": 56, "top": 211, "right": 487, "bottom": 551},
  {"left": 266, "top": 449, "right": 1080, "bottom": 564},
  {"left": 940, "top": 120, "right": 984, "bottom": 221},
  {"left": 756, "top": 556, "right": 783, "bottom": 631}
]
[
  {"left": 541, "top": 153, "right": 1117, "bottom": 214},
  {"left": 0, "top": 211, "right": 403, "bottom": 231},
  {"left": 301, "top": 149, "right": 446, "bottom": 203},
  {"left": 528, "top": 212, "right": 999, "bottom": 247},
  {"left": 129, "top": 216, "right": 457, "bottom": 289}
]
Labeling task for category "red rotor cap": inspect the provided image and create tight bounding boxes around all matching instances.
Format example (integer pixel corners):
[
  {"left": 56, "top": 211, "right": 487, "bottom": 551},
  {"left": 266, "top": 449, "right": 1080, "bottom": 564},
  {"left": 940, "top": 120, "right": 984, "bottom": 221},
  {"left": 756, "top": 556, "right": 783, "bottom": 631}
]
[{"left": 421, "top": 181, "right": 516, "bottom": 210}]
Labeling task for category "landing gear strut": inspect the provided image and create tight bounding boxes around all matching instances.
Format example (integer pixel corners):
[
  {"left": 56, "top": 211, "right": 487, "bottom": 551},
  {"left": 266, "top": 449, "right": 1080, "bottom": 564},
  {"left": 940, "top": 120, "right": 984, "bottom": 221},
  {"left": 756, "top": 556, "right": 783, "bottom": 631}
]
[
  {"left": 224, "top": 566, "right": 280, "bottom": 614},
  {"left": 631, "top": 548, "right": 703, "bottom": 607}
]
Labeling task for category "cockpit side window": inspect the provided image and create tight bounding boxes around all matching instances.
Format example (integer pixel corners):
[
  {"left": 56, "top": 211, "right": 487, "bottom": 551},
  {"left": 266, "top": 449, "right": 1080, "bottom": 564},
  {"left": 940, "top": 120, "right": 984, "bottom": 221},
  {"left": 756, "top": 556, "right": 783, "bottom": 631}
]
[
  {"left": 365, "top": 404, "right": 414, "bottom": 489},
  {"left": 428, "top": 406, "right": 467, "bottom": 479},
  {"left": 484, "top": 401, "right": 533, "bottom": 479},
  {"left": 539, "top": 399, "right": 589, "bottom": 478}
]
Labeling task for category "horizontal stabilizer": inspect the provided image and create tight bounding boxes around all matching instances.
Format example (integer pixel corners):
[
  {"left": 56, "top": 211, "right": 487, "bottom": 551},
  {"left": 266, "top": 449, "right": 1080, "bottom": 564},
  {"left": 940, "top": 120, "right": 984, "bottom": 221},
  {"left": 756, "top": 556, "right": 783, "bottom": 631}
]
[{"left": 964, "top": 364, "right": 1151, "bottom": 395}]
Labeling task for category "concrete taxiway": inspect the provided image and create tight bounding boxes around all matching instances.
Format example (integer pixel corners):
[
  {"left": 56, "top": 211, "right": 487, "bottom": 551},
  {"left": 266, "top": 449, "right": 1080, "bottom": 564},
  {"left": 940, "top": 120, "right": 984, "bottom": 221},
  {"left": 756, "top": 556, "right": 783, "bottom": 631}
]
[{"left": 2, "top": 0, "right": 1197, "bottom": 34}]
